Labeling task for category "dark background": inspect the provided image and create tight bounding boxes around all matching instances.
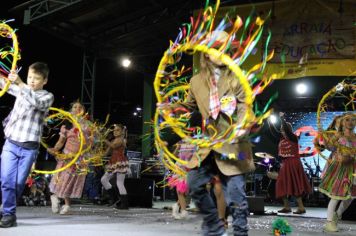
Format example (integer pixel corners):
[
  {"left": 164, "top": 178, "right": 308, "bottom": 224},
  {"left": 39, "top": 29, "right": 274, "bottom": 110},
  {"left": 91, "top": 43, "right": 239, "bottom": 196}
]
[
  {"left": 1, "top": 1, "right": 153, "bottom": 135},
  {"left": 0, "top": 1, "right": 349, "bottom": 154},
  {"left": 0, "top": 1, "right": 354, "bottom": 214}
]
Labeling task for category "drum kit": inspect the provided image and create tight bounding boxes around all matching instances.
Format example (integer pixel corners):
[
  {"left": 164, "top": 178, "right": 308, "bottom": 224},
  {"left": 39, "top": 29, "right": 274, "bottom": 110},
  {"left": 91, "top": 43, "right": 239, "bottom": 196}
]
[
  {"left": 246, "top": 152, "right": 279, "bottom": 202},
  {"left": 254, "top": 152, "right": 279, "bottom": 180},
  {"left": 255, "top": 152, "right": 275, "bottom": 159},
  {"left": 250, "top": 152, "right": 327, "bottom": 206}
]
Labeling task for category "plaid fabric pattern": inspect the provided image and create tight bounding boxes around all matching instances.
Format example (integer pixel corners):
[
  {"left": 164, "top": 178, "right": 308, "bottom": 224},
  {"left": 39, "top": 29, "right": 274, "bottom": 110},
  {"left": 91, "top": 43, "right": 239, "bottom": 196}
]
[
  {"left": 209, "top": 70, "right": 221, "bottom": 120},
  {"left": 0, "top": 80, "right": 54, "bottom": 143}
]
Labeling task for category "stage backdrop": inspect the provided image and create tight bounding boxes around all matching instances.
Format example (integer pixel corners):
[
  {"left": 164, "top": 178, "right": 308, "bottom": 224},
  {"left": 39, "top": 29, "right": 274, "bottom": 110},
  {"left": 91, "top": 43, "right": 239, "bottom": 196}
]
[
  {"left": 284, "top": 111, "right": 345, "bottom": 177},
  {"left": 194, "top": 0, "right": 356, "bottom": 79}
]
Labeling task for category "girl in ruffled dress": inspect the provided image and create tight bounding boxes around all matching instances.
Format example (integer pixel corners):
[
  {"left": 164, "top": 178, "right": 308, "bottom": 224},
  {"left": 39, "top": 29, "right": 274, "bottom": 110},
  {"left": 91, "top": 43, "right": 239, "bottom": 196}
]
[
  {"left": 168, "top": 141, "right": 195, "bottom": 219},
  {"left": 319, "top": 113, "right": 356, "bottom": 232},
  {"left": 100, "top": 124, "right": 130, "bottom": 209}
]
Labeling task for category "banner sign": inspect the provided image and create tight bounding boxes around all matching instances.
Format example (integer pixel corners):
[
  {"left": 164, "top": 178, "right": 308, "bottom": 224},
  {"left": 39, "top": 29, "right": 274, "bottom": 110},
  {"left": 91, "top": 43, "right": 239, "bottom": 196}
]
[{"left": 216, "top": 0, "right": 356, "bottom": 79}]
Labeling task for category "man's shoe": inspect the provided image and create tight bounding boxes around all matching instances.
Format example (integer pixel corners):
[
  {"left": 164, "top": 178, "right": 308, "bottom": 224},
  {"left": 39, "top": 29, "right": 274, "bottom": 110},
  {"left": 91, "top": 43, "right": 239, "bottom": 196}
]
[
  {"left": 277, "top": 208, "right": 291, "bottom": 213},
  {"left": 293, "top": 209, "right": 306, "bottom": 214},
  {"left": 0, "top": 215, "right": 17, "bottom": 228}
]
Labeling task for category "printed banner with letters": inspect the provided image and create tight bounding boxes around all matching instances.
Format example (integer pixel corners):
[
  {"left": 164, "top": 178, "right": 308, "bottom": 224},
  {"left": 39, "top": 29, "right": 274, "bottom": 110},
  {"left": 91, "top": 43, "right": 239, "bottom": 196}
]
[{"left": 205, "top": 0, "right": 356, "bottom": 79}]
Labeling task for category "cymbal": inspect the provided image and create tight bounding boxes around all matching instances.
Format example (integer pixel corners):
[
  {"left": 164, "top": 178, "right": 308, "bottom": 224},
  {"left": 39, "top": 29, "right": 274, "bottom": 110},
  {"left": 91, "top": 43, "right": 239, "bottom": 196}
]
[
  {"left": 254, "top": 161, "right": 268, "bottom": 166},
  {"left": 255, "top": 152, "right": 275, "bottom": 159}
]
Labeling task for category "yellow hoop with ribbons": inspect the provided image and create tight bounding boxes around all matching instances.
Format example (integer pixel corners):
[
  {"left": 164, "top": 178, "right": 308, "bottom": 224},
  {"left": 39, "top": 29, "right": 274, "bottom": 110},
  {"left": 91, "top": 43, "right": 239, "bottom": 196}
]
[
  {"left": 154, "top": 45, "right": 254, "bottom": 167},
  {"left": 34, "top": 107, "right": 84, "bottom": 174},
  {"left": 153, "top": 0, "right": 277, "bottom": 175},
  {"left": 316, "top": 81, "right": 356, "bottom": 158},
  {"left": 0, "top": 21, "right": 20, "bottom": 97}
]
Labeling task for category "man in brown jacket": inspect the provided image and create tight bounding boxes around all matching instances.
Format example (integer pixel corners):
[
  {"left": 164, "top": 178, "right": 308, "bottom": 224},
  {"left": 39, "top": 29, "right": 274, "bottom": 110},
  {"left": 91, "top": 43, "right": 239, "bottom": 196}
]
[{"left": 161, "top": 31, "right": 255, "bottom": 236}]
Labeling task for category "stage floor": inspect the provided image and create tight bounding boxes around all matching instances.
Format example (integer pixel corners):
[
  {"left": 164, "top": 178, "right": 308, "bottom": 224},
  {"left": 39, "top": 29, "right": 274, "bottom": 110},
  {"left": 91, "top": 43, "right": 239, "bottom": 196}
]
[{"left": 0, "top": 201, "right": 355, "bottom": 236}]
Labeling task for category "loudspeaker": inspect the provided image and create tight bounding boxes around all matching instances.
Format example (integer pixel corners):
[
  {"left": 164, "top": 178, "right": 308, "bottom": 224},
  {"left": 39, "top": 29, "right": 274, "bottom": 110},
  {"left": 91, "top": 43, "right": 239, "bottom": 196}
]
[
  {"left": 125, "top": 178, "right": 154, "bottom": 208},
  {"left": 247, "top": 196, "right": 265, "bottom": 215},
  {"left": 341, "top": 200, "right": 356, "bottom": 221},
  {"left": 126, "top": 162, "right": 141, "bottom": 179}
]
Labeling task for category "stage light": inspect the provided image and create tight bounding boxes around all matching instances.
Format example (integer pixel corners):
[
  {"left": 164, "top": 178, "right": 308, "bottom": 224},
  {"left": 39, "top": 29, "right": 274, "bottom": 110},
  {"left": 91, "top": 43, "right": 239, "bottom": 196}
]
[
  {"left": 136, "top": 107, "right": 142, "bottom": 111},
  {"left": 269, "top": 114, "right": 277, "bottom": 124},
  {"left": 121, "top": 58, "right": 131, "bottom": 68},
  {"left": 133, "top": 112, "right": 137, "bottom": 116},
  {"left": 296, "top": 83, "right": 307, "bottom": 94}
]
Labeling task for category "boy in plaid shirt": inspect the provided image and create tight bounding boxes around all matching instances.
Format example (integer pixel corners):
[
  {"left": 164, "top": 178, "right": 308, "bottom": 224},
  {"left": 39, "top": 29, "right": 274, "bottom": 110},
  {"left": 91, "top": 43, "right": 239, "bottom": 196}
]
[{"left": 0, "top": 62, "right": 54, "bottom": 228}]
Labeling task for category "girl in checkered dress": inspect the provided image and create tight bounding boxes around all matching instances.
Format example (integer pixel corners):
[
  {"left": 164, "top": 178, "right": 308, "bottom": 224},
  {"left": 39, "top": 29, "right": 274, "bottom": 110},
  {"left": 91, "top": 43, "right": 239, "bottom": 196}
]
[
  {"left": 48, "top": 101, "right": 92, "bottom": 215},
  {"left": 319, "top": 113, "right": 356, "bottom": 232}
]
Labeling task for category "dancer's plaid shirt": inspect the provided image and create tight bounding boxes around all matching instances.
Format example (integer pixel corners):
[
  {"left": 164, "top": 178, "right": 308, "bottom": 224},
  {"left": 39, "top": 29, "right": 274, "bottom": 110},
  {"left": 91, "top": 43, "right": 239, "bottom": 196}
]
[{"left": 0, "top": 80, "right": 53, "bottom": 143}]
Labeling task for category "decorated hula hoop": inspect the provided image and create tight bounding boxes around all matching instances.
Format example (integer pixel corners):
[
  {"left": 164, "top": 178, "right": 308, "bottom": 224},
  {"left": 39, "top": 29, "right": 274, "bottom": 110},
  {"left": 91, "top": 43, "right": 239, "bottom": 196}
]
[
  {"left": 154, "top": 46, "right": 254, "bottom": 165},
  {"left": 34, "top": 107, "right": 84, "bottom": 174},
  {"left": 316, "top": 81, "right": 356, "bottom": 158},
  {"left": 0, "top": 21, "right": 20, "bottom": 97},
  {"left": 153, "top": 0, "right": 277, "bottom": 174}
]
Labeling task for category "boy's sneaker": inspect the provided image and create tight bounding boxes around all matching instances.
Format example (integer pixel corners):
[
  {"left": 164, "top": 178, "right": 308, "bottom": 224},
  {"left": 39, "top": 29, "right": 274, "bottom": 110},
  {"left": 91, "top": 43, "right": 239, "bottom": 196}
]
[
  {"left": 0, "top": 215, "right": 17, "bottom": 228},
  {"left": 50, "top": 195, "right": 60, "bottom": 214}
]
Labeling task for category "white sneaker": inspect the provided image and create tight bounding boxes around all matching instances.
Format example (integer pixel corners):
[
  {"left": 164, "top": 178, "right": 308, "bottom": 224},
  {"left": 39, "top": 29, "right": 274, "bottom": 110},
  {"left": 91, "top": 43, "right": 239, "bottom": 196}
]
[
  {"left": 172, "top": 203, "right": 179, "bottom": 218},
  {"left": 50, "top": 195, "right": 60, "bottom": 214},
  {"left": 175, "top": 209, "right": 189, "bottom": 220},
  {"left": 59, "top": 205, "right": 70, "bottom": 215}
]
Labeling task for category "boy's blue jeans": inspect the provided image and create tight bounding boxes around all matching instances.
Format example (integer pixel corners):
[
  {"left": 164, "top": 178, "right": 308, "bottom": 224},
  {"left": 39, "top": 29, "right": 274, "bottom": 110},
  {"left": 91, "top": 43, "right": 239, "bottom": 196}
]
[
  {"left": 188, "top": 156, "right": 249, "bottom": 236},
  {"left": 1, "top": 140, "right": 38, "bottom": 216}
]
